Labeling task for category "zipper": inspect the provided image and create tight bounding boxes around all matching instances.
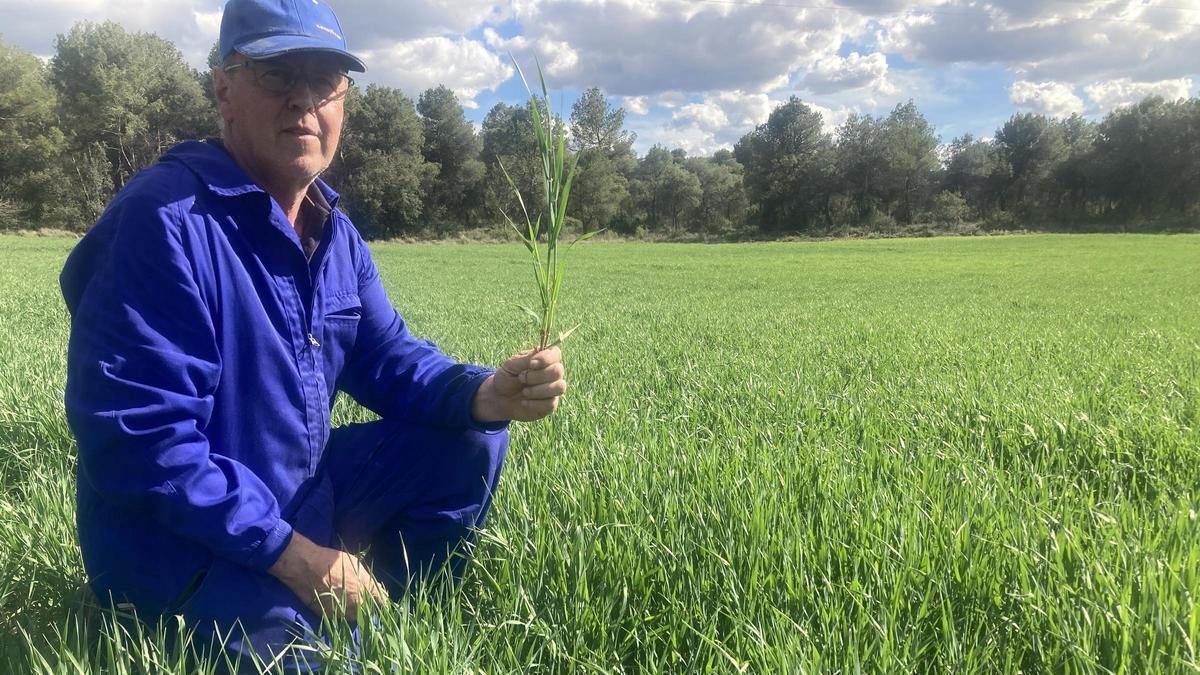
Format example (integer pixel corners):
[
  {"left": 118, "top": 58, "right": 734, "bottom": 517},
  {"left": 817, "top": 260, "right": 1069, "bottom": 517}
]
[
  {"left": 305, "top": 217, "right": 335, "bottom": 343},
  {"left": 303, "top": 214, "right": 335, "bottom": 473}
]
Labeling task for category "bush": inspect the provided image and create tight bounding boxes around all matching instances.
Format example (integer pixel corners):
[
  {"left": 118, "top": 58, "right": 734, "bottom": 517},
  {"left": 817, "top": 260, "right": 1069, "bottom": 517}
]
[
  {"left": 924, "top": 191, "right": 972, "bottom": 225},
  {"left": 607, "top": 214, "right": 639, "bottom": 236},
  {"left": 861, "top": 209, "right": 898, "bottom": 232},
  {"left": 0, "top": 199, "right": 18, "bottom": 231}
]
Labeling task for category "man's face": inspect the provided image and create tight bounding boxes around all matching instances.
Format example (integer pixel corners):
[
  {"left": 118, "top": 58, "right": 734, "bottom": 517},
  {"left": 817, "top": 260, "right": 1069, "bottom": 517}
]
[{"left": 214, "top": 53, "right": 349, "bottom": 193}]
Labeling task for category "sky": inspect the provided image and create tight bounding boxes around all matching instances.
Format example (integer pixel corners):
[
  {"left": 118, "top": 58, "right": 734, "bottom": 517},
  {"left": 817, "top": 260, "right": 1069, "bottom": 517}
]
[{"left": 1, "top": 0, "right": 1197, "bottom": 156}]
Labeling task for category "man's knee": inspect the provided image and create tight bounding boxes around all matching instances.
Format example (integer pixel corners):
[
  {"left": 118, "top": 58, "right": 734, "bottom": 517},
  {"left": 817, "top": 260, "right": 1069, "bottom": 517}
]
[
  {"left": 413, "top": 425, "right": 509, "bottom": 523},
  {"left": 172, "top": 559, "right": 325, "bottom": 672},
  {"left": 456, "top": 426, "right": 509, "bottom": 496}
]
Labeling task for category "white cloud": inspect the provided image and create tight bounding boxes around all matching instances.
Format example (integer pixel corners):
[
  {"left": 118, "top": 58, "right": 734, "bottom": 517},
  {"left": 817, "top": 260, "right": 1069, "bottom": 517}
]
[
  {"left": 653, "top": 123, "right": 723, "bottom": 157},
  {"left": 673, "top": 102, "right": 729, "bottom": 135},
  {"left": 359, "top": 37, "right": 512, "bottom": 108},
  {"left": 623, "top": 96, "right": 649, "bottom": 115},
  {"left": 0, "top": 0, "right": 224, "bottom": 67},
  {"left": 482, "top": 27, "right": 577, "bottom": 78},
  {"left": 0, "top": 0, "right": 509, "bottom": 69},
  {"left": 655, "top": 92, "right": 687, "bottom": 109},
  {"left": 710, "top": 91, "right": 776, "bottom": 129},
  {"left": 502, "top": 0, "right": 869, "bottom": 96},
  {"left": 1009, "top": 80, "right": 1084, "bottom": 117},
  {"left": 667, "top": 91, "right": 779, "bottom": 149},
  {"left": 876, "top": 0, "right": 1200, "bottom": 86},
  {"left": 803, "top": 51, "right": 895, "bottom": 95},
  {"left": 1084, "top": 77, "right": 1194, "bottom": 112},
  {"left": 807, "top": 101, "right": 853, "bottom": 136},
  {"left": 333, "top": 0, "right": 506, "bottom": 46}
]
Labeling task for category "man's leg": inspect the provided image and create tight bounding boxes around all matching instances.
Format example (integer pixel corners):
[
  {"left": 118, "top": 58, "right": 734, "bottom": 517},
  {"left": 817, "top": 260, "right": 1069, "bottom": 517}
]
[
  {"left": 169, "top": 473, "right": 347, "bottom": 672},
  {"left": 324, "top": 419, "right": 509, "bottom": 597},
  {"left": 172, "top": 557, "right": 329, "bottom": 672}
]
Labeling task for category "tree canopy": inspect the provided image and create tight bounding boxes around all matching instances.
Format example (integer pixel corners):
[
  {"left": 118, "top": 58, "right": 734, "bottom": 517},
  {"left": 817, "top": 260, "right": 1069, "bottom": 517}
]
[{"left": 2, "top": 26, "right": 1197, "bottom": 238}]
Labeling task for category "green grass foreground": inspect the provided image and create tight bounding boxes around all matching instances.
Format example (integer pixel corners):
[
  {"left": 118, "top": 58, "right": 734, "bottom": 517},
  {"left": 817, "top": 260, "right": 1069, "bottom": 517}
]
[{"left": 1, "top": 234, "right": 1198, "bottom": 672}]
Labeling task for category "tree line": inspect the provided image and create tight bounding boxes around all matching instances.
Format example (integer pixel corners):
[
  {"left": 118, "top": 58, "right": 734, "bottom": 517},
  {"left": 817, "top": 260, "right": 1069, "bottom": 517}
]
[{"left": 2, "top": 22, "right": 1198, "bottom": 239}]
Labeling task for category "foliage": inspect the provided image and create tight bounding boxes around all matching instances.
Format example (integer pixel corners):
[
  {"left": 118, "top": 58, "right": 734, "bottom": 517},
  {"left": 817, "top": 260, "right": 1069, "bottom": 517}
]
[
  {"left": 0, "top": 41, "right": 64, "bottom": 185},
  {"left": 924, "top": 190, "right": 971, "bottom": 224},
  {"left": 835, "top": 113, "right": 887, "bottom": 221},
  {"left": 568, "top": 87, "right": 635, "bottom": 154},
  {"left": 879, "top": 101, "right": 940, "bottom": 223},
  {"left": 568, "top": 88, "right": 635, "bottom": 233},
  {"left": 0, "top": 38, "right": 82, "bottom": 230},
  {"left": 50, "top": 22, "right": 216, "bottom": 193},
  {"left": 481, "top": 102, "right": 545, "bottom": 235},
  {"left": 630, "top": 146, "right": 702, "bottom": 231},
  {"left": 685, "top": 152, "right": 747, "bottom": 234},
  {"left": 5, "top": 24, "right": 1200, "bottom": 237},
  {"left": 569, "top": 152, "right": 629, "bottom": 233},
  {"left": 943, "top": 134, "right": 1007, "bottom": 217},
  {"left": 331, "top": 85, "right": 434, "bottom": 238},
  {"left": 994, "top": 112, "right": 1065, "bottom": 212},
  {"left": 734, "top": 96, "right": 835, "bottom": 232},
  {"left": 417, "top": 85, "right": 485, "bottom": 232},
  {"left": 1093, "top": 97, "right": 1200, "bottom": 218}
]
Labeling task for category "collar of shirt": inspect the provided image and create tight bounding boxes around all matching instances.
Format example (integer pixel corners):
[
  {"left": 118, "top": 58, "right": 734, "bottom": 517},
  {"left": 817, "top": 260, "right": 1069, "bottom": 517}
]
[
  {"left": 163, "top": 139, "right": 340, "bottom": 259},
  {"left": 164, "top": 138, "right": 342, "bottom": 211}
]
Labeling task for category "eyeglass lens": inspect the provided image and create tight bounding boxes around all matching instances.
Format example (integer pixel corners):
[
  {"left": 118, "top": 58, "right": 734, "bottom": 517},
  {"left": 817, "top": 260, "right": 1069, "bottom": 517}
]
[{"left": 253, "top": 63, "right": 348, "bottom": 99}]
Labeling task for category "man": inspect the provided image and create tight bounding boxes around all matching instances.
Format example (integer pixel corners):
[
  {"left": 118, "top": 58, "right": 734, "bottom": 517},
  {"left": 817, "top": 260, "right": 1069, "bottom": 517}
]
[{"left": 59, "top": 0, "right": 566, "bottom": 667}]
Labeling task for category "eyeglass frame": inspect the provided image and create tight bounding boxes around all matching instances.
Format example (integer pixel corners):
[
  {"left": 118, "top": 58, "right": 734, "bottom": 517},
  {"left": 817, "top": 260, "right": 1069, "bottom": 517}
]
[{"left": 222, "top": 57, "right": 354, "bottom": 101}]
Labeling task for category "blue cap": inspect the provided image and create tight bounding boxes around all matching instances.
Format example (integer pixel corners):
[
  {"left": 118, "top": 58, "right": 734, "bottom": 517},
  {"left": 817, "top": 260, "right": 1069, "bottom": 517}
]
[{"left": 219, "top": 0, "right": 366, "bottom": 72}]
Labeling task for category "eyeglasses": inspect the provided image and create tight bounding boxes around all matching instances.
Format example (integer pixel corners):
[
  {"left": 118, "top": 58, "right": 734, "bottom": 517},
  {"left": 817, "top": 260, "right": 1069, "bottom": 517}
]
[{"left": 224, "top": 59, "right": 353, "bottom": 101}]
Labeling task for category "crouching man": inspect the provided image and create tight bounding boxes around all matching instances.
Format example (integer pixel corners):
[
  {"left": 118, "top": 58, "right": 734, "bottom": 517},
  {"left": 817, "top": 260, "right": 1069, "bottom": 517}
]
[{"left": 59, "top": 0, "right": 566, "bottom": 667}]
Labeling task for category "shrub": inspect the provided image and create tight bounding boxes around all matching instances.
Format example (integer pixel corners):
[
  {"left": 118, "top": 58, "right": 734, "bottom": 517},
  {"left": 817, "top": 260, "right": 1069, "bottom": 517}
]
[{"left": 924, "top": 190, "right": 972, "bottom": 224}]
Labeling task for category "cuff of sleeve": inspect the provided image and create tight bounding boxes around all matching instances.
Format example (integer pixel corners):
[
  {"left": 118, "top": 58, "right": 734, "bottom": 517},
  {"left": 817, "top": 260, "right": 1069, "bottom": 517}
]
[
  {"left": 462, "top": 367, "right": 510, "bottom": 434},
  {"left": 243, "top": 518, "right": 294, "bottom": 572}
]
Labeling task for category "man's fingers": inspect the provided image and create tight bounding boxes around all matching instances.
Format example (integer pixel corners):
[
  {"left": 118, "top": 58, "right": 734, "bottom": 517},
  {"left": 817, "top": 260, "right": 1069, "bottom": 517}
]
[
  {"left": 503, "top": 345, "right": 562, "bottom": 376},
  {"left": 362, "top": 567, "right": 387, "bottom": 603},
  {"left": 518, "top": 397, "right": 560, "bottom": 417},
  {"left": 521, "top": 362, "right": 565, "bottom": 385},
  {"left": 522, "top": 380, "right": 568, "bottom": 399},
  {"left": 499, "top": 349, "right": 536, "bottom": 378}
]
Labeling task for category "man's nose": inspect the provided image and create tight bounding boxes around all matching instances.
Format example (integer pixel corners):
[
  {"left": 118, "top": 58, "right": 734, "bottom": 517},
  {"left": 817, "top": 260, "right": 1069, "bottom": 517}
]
[{"left": 286, "top": 78, "right": 320, "bottom": 111}]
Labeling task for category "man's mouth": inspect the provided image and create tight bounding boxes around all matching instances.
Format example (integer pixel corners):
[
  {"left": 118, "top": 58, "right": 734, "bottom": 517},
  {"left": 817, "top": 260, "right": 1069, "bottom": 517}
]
[{"left": 283, "top": 126, "right": 320, "bottom": 138}]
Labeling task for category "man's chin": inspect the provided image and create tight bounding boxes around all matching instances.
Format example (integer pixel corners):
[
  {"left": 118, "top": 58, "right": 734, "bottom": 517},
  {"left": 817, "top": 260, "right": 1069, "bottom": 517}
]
[{"left": 276, "top": 158, "right": 325, "bottom": 185}]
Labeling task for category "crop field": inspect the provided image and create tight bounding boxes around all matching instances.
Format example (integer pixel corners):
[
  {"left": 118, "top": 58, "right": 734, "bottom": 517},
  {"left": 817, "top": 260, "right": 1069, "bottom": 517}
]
[{"left": 1, "top": 233, "right": 1198, "bottom": 673}]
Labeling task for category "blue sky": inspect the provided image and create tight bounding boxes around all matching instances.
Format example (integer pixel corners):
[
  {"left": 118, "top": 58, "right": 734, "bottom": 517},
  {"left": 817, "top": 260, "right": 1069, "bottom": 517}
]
[{"left": 2, "top": 0, "right": 1197, "bottom": 155}]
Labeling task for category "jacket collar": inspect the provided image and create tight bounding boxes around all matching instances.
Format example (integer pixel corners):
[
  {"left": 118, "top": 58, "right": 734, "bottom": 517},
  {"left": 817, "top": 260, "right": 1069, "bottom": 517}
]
[{"left": 162, "top": 139, "right": 341, "bottom": 208}]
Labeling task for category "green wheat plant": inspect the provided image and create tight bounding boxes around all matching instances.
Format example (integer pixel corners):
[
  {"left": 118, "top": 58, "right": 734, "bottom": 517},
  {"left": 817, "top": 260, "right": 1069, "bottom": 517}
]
[
  {"left": 4, "top": 234, "right": 1200, "bottom": 672},
  {"left": 497, "top": 57, "right": 600, "bottom": 351}
]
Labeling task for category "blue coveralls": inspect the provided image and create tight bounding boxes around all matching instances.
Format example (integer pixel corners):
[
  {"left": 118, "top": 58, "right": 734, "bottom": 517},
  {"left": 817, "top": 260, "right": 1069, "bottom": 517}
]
[{"left": 60, "top": 139, "right": 509, "bottom": 666}]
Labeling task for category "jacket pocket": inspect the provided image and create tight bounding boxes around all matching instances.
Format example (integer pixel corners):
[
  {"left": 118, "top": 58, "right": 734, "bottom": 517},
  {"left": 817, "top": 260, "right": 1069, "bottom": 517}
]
[
  {"left": 167, "top": 563, "right": 213, "bottom": 615},
  {"left": 325, "top": 291, "right": 362, "bottom": 321}
]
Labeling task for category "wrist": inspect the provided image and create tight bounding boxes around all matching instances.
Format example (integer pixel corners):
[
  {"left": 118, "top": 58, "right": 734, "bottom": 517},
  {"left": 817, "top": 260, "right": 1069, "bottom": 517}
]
[
  {"left": 471, "top": 374, "right": 506, "bottom": 424},
  {"left": 269, "top": 529, "right": 314, "bottom": 585}
]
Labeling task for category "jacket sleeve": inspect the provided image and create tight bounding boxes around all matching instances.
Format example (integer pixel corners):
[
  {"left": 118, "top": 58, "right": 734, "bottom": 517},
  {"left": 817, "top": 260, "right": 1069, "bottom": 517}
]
[
  {"left": 62, "top": 190, "right": 292, "bottom": 572},
  {"left": 337, "top": 234, "right": 508, "bottom": 432}
]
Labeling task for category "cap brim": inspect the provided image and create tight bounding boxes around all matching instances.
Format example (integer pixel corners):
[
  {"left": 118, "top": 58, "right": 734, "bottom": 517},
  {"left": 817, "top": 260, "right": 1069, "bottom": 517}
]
[{"left": 236, "top": 35, "right": 366, "bottom": 72}]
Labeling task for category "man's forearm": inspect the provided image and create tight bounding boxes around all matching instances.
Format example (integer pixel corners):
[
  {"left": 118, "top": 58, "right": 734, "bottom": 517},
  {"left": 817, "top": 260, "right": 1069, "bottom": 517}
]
[{"left": 268, "top": 529, "right": 386, "bottom": 620}]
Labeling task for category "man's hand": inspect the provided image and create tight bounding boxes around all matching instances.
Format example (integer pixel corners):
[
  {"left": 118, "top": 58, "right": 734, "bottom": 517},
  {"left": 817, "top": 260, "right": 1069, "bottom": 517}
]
[
  {"left": 268, "top": 530, "right": 386, "bottom": 623},
  {"left": 471, "top": 345, "right": 567, "bottom": 423}
]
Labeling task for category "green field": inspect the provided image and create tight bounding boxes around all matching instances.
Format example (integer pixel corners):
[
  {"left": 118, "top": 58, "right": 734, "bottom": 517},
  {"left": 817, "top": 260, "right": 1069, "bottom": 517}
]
[{"left": 1, "top": 234, "right": 1198, "bottom": 673}]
